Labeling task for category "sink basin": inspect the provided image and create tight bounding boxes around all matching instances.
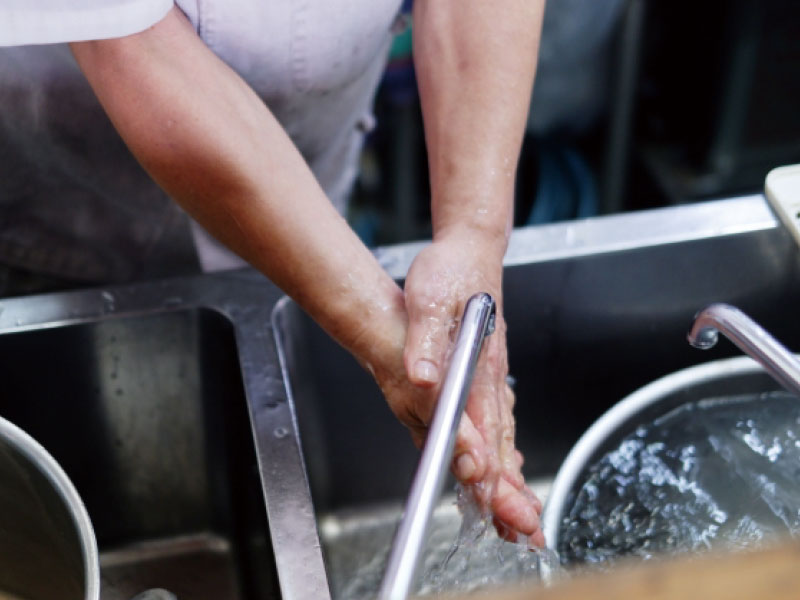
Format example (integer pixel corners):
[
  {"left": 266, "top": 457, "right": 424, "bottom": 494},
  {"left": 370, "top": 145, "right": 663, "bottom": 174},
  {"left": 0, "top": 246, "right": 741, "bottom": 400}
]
[
  {"left": 0, "top": 306, "right": 278, "bottom": 599},
  {"left": 1, "top": 194, "right": 799, "bottom": 600},
  {"left": 273, "top": 194, "right": 800, "bottom": 598},
  {"left": 0, "top": 270, "right": 321, "bottom": 600}
]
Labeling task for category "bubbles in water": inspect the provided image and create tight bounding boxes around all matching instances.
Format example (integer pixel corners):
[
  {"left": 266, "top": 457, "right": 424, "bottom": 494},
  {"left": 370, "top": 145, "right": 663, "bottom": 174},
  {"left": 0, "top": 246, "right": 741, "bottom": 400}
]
[
  {"left": 273, "top": 427, "right": 289, "bottom": 439},
  {"left": 558, "top": 391, "right": 800, "bottom": 572}
]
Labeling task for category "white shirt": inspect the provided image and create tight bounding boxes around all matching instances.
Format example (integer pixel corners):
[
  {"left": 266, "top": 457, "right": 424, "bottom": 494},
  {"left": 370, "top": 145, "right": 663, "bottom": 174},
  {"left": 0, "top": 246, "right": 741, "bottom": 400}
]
[
  {"left": 0, "top": 0, "right": 172, "bottom": 46},
  {"left": 0, "top": 0, "right": 402, "bottom": 275}
]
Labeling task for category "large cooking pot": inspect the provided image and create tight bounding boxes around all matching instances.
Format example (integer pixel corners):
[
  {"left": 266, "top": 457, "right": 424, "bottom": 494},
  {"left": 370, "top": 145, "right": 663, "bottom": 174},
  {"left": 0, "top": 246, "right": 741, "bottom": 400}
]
[
  {"left": 0, "top": 415, "right": 99, "bottom": 599},
  {"left": 541, "top": 354, "right": 790, "bottom": 576}
]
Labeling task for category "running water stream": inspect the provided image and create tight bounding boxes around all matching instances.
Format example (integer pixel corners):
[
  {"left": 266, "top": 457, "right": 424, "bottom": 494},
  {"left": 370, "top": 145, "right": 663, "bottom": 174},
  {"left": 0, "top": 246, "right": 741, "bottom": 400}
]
[
  {"left": 323, "top": 391, "right": 800, "bottom": 597},
  {"left": 321, "top": 483, "right": 556, "bottom": 599},
  {"left": 417, "top": 485, "right": 558, "bottom": 596}
]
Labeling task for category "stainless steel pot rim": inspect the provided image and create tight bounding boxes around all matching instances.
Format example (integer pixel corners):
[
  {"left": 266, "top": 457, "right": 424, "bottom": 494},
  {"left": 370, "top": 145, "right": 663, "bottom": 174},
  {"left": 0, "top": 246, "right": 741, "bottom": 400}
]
[
  {"left": 540, "top": 354, "right": 771, "bottom": 552},
  {"left": 0, "top": 415, "right": 100, "bottom": 600}
]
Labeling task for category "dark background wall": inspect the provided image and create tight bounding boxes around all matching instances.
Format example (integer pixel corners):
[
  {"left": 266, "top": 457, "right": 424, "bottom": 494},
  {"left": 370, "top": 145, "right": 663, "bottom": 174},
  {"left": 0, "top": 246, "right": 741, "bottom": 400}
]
[{"left": 349, "top": 0, "right": 800, "bottom": 246}]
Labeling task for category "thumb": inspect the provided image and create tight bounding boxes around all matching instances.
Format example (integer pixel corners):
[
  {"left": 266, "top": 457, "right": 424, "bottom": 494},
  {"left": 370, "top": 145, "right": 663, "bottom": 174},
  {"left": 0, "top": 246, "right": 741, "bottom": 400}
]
[{"left": 403, "top": 297, "right": 454, "bottom": 388}]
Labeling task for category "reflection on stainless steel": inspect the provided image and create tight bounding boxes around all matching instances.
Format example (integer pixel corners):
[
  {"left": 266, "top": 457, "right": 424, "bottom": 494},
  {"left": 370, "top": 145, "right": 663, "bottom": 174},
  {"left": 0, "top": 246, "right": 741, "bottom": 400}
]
[
  {"left": 277, "top": 194, "right": 800, "bottom": 598},
  {"left": 375, "top": 194, "right": 775, "bottom": 277},
  {"left": 0, "top": 194, "right": 799, "bottom": 599},
  {"left": 378, "top": 293, "right": 495, "bottom": 600},
  {"left": 688, "top": 303, "right": 800, "bottom": 397},
  {"left": 0, "top": 271, "right": 300, "bottom": 599},
  {"left": 0, "top": 415, "right": 98, "bottom": 600}
]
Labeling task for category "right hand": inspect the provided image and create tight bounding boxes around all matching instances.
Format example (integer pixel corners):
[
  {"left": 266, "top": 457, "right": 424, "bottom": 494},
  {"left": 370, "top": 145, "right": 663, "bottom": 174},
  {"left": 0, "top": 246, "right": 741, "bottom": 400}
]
[{"left": 364, "top": 237, "right": 544, "bottom": 548}]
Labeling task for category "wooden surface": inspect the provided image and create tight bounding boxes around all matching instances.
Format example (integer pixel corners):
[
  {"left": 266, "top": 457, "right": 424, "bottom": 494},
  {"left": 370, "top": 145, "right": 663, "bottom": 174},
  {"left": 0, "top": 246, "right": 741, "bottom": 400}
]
[{"left": 430, "top": 541, "right": 800, "bottom": 600}]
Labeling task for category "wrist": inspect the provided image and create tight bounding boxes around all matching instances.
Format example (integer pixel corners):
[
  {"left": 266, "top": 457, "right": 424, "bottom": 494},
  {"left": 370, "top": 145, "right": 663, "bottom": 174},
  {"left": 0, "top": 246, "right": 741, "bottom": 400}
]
[
  {"left": 336, "top": 280, "right": 408, "bottom": 380},
  {"left": 432, "top": 221, "right": 510, "bottom": 265},
  {"left": 430, "top": 182, "right": 514, "bottom": 260}
]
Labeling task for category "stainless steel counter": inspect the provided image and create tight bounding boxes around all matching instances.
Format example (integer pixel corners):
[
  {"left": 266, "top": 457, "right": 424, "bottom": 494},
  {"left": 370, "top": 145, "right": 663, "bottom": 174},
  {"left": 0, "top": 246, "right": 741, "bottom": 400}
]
[{"left": 0, "top": 193, "right": 798, "bottom": 599}]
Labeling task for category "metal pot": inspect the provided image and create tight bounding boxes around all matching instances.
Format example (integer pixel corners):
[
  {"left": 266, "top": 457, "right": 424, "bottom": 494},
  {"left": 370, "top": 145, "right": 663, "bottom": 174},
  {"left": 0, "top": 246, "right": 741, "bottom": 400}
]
[
  {"left": 0, "top": 415, "right": 99, "bottom": 599},
  {"left": 541, "top": 355, "right": 787, "bottom": 571}
]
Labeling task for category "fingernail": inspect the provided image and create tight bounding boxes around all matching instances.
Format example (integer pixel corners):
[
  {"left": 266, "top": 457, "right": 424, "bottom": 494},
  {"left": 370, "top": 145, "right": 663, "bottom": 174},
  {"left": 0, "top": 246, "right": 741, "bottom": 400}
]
[
  {"left": 455, "top": 453, "right": 476, "bottom": 481},
  {"left": 528, "top": 529, "right": 546, "bottom": 550},
  {"left": 413, "top": 359, "right": 439, "bottom": 384}
]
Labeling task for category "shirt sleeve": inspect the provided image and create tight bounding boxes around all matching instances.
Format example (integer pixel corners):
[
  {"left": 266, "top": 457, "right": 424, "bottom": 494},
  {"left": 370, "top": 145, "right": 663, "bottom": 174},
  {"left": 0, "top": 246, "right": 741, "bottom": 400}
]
[{"left": 0, "top": 0, "right": 173, "bottom": 47}]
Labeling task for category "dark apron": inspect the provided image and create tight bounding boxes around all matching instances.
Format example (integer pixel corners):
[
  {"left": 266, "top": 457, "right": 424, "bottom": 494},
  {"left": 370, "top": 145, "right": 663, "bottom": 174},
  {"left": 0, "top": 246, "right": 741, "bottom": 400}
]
[{"left": 0, "top": 45, "right": 199, "bottom": 294}]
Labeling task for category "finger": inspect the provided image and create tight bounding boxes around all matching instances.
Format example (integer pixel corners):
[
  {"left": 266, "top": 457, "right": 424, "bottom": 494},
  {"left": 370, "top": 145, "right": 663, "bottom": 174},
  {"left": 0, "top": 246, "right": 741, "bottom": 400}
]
[
  {"left": 460, "top": 343, "right": 507, "bottom": 515},
  {"left": 403, "top": 295, "right": 455, "bottom": 388},
  {"left": 527, "top": 486, "right": 544, "bottom": 515},
  {"left": 491, "top": 476, "right": 541, "bottom": 537},
  {"left": 498, "top": 385, "right": 524, "bottom": 488},
  {"left": 451, "top": 414, "right": 487, "bottom": 483},
  {"left": 493, "top": 516, "right": 546, "bottom": 549},
  {"left": 463, "top": 344, "right": 504, "bottom": 449},
  {"left": 515, "top": 449, "right": 525, "bottom": 470},
  {"left": 516, "top": 480, "right": 543, "bottom": 514},
  {"left": 408, "top": 425, "right": 427, "bottom": 450},
  {"left": 493, "top": 517, "right": 515, "bottom": 543},
  {"left": 528, "top": 528, "right": 546, "bottom": 550}
]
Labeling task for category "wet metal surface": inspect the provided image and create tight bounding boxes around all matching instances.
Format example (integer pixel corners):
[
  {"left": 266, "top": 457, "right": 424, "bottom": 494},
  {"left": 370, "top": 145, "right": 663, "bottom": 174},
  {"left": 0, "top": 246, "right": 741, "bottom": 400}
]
[
  {"left": 0, "top": 195, "right": 798, "bottom": 598},
  {"left": 276, "top": 194, "right": 800, "bottom": 597},
  {"left": 0, "top": 271, "right": 296, "bottom": 599}
]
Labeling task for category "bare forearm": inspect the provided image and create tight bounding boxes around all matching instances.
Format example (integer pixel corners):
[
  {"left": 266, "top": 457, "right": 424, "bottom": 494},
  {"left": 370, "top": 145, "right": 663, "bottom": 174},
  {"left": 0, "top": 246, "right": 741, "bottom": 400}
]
[
  {"left": 413, "top": 0, "right": 545, "bottom": 253},
  {"left": 70, "top": 8, "right": 405, "bottom": 365}
]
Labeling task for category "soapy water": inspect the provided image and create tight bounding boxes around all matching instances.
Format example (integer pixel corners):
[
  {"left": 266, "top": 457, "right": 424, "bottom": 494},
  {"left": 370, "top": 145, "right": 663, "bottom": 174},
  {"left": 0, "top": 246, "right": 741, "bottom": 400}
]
[
  {"left": 323, "top": 484, "right": 557, "bottom": 600},
  {"left": 559, "top": 391, "right": 800, "bottom": 571}
]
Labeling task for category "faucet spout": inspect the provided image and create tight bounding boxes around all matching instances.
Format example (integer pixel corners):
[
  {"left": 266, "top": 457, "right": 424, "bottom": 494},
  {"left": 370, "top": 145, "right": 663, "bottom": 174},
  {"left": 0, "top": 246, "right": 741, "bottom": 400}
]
[
  {"left": 688, "top": 303, "right": 800, "bottom": 397},
  {"left": 378, "top": 293, "right": 496, "bottom": 600}
]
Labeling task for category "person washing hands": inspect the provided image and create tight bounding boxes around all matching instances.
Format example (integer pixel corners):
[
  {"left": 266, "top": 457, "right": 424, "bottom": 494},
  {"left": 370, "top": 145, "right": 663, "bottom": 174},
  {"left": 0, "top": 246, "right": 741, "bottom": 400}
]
[{"left": 0, "top": 0, "right": 545, "bottom": 546}]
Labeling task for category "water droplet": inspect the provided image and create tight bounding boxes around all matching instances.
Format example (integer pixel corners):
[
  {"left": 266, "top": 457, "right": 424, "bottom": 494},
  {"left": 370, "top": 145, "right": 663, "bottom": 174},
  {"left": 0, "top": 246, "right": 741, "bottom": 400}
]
[
  {"left": 273, "top": 427, "right": 289, "bottom": 439},
  {"left": 102, "top": 291, "right": 116, "bottom": 312}
]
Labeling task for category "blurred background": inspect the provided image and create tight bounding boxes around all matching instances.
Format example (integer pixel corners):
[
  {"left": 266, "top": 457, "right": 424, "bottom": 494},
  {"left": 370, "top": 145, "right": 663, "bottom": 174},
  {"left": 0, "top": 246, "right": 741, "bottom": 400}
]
[{"left": 348, "top": 0, "right": 800, "bottom": 246}]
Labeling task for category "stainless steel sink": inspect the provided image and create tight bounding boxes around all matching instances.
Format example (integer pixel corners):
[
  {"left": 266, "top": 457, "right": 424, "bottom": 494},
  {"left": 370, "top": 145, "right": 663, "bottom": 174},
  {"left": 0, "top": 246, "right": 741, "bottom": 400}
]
[
  {"left": 273, "top": 194, "right": 800, "bottom": 598},
  {"left": 0, "top": 309, "right": 272, "bottom": 598},
  {"left": 1, "top": 194, "right": 799, "bottom": 600},
  {"left": 0, "top": 272, "right": 302, "bottom": 599}
]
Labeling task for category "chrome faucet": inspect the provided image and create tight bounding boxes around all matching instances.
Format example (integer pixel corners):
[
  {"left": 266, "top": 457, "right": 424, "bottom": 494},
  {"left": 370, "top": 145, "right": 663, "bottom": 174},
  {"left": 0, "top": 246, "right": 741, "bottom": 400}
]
[
  {"left": 378, "top": 293, "right": 496, "bottom": 600},
  {"left": 688, "top": 303, "right": 800, "bottom": 397}
]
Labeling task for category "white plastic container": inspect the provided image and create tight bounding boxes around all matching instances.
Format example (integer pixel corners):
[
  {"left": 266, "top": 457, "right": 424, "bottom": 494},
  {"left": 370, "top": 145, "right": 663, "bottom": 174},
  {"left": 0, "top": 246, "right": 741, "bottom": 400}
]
[{"left": 765, "top": 164, "right": 800, "bottom": 249}]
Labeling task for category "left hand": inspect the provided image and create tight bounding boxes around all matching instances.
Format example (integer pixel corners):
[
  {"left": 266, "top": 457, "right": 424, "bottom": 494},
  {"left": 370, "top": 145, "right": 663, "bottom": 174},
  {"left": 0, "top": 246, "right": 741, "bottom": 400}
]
[{"left": 401, "top": 228, "right": 545, "bottom": 547}]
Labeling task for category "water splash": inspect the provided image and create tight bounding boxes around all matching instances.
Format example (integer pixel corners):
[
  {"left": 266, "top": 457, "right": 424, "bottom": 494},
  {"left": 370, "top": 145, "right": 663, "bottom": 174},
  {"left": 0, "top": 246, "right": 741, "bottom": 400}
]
[
  {"left": 418, "top": 485, "right": 555, "bottom": 596},
  {"left": 558, "top": 391, "right": 800, "bottom": 571},
  {"left": 329, "top": 484, "right": 555, "bottom": 600}
]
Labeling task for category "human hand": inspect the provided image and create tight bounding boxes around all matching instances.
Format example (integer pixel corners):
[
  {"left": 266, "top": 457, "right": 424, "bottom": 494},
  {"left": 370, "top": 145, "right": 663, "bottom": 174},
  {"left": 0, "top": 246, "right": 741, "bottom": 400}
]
[{"left": 395, "top": 228, "right": 544, "bottom": 547}]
